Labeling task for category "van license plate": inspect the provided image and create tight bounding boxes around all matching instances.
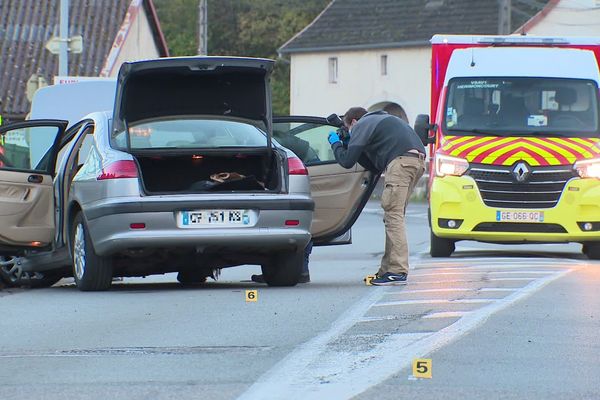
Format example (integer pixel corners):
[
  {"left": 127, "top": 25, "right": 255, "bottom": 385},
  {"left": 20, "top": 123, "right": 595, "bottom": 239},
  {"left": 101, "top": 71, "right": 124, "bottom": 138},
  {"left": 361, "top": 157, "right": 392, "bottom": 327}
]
[
  {"left": 179, "top": 210, "right": 251, "bottom": 227},
  {"left": 496, "top": 210, "right": 544, "bottom": 223}
]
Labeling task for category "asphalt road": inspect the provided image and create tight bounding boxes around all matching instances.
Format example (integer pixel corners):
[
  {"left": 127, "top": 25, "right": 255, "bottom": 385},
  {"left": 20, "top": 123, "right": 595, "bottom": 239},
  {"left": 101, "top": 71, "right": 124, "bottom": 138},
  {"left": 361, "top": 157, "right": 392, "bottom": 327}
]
[{"left": 1, "top": 201, "right": 599, "bottom": 400}]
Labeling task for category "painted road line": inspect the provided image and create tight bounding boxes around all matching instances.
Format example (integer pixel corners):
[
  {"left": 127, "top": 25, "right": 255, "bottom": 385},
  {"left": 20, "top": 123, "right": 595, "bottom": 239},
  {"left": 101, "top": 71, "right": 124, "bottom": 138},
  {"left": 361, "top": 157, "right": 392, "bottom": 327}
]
[
  {"left": 236, "top": 268, "right": 572, "bottom": 400},
  {"left": 411, "top": 270, "right": 554, "bottom": 277},
  {"left": 383, "top": 288, "right": 478, "bottom": 294},
  {"left": 422, "top": 311, "right": 471, "bottom": 319},
  {"left": 414, "top": 265, "right": 575, "bottom": 271},
  {"left": 374, "top": 299, "right": 496, "bottom": 307},
  {"left": 478, "top": 287, "right": 518, "bottom": 292},
  {"left": 408, "top": 277, "right": 537, "bottom": 285}
]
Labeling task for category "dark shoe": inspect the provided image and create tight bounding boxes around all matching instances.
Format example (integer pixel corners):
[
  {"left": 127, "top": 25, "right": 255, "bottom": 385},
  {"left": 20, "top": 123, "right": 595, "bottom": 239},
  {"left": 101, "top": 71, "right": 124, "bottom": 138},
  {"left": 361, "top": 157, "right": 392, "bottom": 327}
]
[
  {"left": 371, "top": 272, "right": 407, "bottom": 286},
  {"left": 251, "top": 273, "right": 310, "bottom": 284}
]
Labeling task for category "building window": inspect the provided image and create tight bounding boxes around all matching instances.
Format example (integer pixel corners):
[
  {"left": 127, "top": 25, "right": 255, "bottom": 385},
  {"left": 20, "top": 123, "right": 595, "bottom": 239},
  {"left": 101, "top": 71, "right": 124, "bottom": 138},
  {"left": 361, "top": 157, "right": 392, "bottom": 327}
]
[
  {"left": 380, "top": 55, "right": 388, "bottom": 76},
  {"left": 328, "top": 57, "right": 338, "bottom": 83}
]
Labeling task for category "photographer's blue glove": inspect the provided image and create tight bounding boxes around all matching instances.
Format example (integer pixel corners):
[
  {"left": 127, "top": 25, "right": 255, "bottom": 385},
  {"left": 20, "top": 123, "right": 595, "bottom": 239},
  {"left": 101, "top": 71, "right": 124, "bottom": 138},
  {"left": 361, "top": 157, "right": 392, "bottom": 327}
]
[{"left": 328, "top": 131, "right": 341, "bottom": 145}]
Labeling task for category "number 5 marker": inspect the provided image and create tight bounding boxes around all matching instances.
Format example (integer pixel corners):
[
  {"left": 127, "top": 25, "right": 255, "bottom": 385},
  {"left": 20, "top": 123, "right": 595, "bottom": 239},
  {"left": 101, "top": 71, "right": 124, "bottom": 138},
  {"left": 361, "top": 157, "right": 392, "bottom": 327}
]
[{"left": 412, "top": 358, "right": 432, "bottom": 379}]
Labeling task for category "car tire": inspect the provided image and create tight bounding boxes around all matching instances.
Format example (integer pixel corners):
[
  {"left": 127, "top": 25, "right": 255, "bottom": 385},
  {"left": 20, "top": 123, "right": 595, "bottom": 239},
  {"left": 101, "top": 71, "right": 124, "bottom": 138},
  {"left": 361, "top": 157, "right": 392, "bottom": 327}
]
[
  {"left": 430, "top": 231, "right": 455, "bottom": 257},
  {"left": 0, "top": 256, "right": 63, "bottom": 288},
  {"left": 261, "top": 250, "right": 303, "bottom": 287},
  {"left": 177, "top": 270, "right": 208, "bottom": 285},
  {"left": 583, "top": 242, "right": 600, "bottom": 260},
  {"left": 71, "top": 212, "right": 113, "bottom": 291}
]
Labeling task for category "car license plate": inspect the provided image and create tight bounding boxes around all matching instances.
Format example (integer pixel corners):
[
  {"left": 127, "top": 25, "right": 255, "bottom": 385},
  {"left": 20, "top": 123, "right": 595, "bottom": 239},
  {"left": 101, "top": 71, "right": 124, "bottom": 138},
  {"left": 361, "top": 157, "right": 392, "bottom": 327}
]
[
  {"left": 178, "top": 210, "right": 252, "bottom": 228},
  {"left": 496, "top": 210, "right": 544, "bottom": 223}
]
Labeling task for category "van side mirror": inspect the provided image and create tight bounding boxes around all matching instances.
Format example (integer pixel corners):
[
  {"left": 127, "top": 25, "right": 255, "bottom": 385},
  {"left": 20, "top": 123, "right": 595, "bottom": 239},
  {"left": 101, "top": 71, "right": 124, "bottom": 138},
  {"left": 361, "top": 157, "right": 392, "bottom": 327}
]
[{"left": 414, "top": 114, "right": 436, "bottom": 145}]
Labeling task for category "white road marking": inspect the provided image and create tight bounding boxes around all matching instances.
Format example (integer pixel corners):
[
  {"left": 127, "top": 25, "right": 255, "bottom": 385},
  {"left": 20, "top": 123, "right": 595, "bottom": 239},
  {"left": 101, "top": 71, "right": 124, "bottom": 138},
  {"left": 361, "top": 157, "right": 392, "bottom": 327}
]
[
  {"left": 423, "top": 311, "right": 470, "bottom": 319},
  {"left": 384, "top": 288, "right": 477, "bottom": 294},
  {"left": 237, "top": 260, "right": 574, "bottom": 400},
  {"left": 374, "top": 299, "right": 495, "bottom": 307},
  {"left": 409, "top": 277, "right": 537, "bottom": 284},
  {"left": 412, "top": 270, "right": 553, "bottom": 277}
]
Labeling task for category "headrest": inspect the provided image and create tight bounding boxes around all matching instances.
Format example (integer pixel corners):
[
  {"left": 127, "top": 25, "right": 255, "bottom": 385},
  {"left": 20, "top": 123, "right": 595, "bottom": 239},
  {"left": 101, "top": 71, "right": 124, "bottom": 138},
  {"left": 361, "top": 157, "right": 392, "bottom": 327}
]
[
  {"left": 554, "top": 88, "right": 577, "bottom": 106},
  {"left": 463, "top": 97, "right": 484, "bottom": 115}
]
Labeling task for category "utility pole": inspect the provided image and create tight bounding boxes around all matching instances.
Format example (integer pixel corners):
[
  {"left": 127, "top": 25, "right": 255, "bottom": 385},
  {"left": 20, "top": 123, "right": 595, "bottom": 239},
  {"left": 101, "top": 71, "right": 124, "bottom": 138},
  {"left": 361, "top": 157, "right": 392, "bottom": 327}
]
[
  {"left": 499, "top": 0, "right": 512, "bottom": 34},
  {"left": 198, "top": 0, "right": 208, "bottom": 55},
  {"left": 59, "top": 0, "right": 69, "bottom": 75},
  {"left": 498, "top": 0, "right": 512, "bottom": 35}
]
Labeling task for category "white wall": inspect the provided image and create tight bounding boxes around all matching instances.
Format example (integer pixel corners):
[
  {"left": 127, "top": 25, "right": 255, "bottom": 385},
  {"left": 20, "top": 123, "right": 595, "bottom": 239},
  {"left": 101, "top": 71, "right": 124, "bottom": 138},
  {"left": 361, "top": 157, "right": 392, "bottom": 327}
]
[
  {"left": 289, "top": 47, "right": 431, "bottom": 124},
  {"left": 524, "top": 0, "right": 600, "bottom": 35},
  {"left": 107, "top": 8, "right": 160, "bottom": 77}
]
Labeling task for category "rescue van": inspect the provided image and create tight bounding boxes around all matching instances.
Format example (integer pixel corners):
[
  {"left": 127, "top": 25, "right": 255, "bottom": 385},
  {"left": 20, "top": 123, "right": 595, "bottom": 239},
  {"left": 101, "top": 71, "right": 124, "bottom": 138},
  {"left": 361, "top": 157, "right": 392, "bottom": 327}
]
[{"left": 414, "top": 35, "right": 600, "bottom": 258}]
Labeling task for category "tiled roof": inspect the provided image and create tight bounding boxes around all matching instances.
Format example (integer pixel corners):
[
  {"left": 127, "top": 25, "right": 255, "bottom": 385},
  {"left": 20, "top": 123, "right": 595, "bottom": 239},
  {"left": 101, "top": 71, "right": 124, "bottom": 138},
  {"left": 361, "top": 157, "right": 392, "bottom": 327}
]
[
  {"left": 0, "top": 0, "right": 168, "bottom": 121},
  {"left": 280, "top": 0, "right": 547, "bottom": 54}
]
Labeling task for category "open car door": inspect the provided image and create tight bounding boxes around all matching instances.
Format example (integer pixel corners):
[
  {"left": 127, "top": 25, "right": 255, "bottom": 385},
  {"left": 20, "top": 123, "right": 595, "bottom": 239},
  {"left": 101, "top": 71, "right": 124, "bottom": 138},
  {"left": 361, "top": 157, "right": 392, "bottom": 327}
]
[
  {"left": 0, "top": 120, "right": 68, "bottom": 254},
  {"left": 273, "top": 116, "right": 379, "bottom": 245}
]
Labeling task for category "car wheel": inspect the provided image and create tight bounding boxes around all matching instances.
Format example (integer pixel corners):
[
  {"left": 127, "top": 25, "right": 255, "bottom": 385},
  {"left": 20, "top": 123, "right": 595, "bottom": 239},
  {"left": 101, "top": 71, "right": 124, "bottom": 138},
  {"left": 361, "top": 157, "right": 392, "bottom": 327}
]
[
  {"left": 71, "top": 212, "right": 113, "bottom": 291},
  {"left": 430, "top": 231, "right": 455, "bottom": 257},
  {"left": 583, "top": 242, "right": 600, "bottom": 260},
  {"left": 0, "top": 256, "right": 62, "bottom": 288},
  {"left": 176, "top": 270, "right": 208, "bottom": 285},
  {"left": 0, "top": 256, "right": 21, "bottom": 286},
  {"left": 261, "top": 250, "right": 303, "bottom": 287}
]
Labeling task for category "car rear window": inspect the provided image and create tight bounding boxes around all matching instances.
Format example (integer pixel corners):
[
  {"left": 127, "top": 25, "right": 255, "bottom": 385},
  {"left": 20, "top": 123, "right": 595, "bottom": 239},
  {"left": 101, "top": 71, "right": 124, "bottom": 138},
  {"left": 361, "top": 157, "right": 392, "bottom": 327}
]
[{"left": 113, "top": 118, "right": 268, "bottom": 149}]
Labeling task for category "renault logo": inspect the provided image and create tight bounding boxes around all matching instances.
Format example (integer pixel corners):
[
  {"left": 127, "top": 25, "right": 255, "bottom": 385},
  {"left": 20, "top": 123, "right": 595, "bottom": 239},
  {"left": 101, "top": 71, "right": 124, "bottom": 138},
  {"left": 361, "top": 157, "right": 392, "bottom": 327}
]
[{"left": 512, "top": 162, "right": 530, "bottom": 182}]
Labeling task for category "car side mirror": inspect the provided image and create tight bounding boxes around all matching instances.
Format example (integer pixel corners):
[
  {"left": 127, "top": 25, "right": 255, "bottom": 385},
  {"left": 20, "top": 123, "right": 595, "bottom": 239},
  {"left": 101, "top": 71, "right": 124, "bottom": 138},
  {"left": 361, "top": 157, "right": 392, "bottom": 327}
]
[{"left": 414, "top": 114, "right": 436, "bottom": 145}]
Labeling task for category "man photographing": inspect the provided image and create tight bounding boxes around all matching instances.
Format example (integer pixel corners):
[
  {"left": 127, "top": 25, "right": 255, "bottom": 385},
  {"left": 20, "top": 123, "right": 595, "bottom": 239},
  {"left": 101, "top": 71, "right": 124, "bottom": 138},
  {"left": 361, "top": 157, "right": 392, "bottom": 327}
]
[{"left": 328, "top": 107, "right": 426, "bottom": 285}]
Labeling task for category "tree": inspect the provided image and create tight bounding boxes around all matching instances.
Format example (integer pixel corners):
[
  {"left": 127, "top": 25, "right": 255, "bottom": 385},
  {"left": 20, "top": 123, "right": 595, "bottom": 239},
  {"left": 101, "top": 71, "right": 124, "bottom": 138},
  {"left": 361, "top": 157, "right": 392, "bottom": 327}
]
[{"left": 153, "top": 0, "right": 329, "bottom": 114}]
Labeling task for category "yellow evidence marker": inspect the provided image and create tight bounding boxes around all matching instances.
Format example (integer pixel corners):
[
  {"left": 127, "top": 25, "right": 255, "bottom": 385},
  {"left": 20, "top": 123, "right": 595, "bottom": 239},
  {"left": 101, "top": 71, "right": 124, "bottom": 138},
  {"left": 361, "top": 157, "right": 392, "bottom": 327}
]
[
  {"left": 245, "top": 289, "right": 258, "bottom": 302},
  {"left": 412, "top": 358, "right": 432, "bottom": 379},
  {"left": 364, "top": 275, "right": 376, "bottom": 286}
]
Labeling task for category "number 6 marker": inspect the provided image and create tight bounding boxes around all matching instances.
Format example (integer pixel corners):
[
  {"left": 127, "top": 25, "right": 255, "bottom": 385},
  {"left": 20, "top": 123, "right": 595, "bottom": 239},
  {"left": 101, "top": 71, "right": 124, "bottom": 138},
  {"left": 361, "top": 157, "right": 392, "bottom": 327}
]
[{"left": 246, "top": 290, "right": 258, "bottom": 302}]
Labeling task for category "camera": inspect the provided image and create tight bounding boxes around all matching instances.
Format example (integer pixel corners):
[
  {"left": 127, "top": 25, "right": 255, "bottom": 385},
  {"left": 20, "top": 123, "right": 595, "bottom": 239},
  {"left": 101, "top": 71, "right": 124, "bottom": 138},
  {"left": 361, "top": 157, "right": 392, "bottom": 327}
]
[{"left": 326, "top": 113, "right": 350, "bottom": 143}]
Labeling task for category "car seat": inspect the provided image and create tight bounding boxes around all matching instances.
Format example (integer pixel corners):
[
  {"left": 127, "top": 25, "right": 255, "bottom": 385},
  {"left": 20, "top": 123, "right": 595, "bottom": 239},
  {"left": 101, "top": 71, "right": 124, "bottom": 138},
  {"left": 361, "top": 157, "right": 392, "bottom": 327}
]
[
  {"left": 459, "top": 97, "right": 486, "bottom": 127},
  {"left": 498, "top": 95, "right": 529, "bottom": 127}
]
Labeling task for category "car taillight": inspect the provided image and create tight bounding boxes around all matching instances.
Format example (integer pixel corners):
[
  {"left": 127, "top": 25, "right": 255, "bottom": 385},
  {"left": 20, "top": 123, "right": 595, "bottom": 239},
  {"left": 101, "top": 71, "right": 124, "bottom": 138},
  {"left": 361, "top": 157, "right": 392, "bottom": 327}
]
[
  {"left": 288, "top": 156, "right": 308, "bottom": 175},
  {"left": 97, "top": 160, "right": 139, "bottom": 180}
]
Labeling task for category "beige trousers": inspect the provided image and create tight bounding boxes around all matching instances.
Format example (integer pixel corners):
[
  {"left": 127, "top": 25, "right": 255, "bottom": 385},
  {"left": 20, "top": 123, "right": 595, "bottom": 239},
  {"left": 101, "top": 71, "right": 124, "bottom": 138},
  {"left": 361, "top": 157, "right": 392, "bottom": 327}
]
[{"left": 378, "top": 156, "right": 425, "bottom": 276}]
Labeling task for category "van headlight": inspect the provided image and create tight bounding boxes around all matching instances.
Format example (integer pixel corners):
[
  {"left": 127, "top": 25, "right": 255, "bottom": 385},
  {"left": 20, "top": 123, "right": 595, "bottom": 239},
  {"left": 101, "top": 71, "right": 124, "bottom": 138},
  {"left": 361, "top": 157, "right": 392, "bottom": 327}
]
[
  {"left": 574, "top": 158, "right": 600, "bottom": 179},
  {"left": 435, "top": 154, "right": 469, "bottom": 177}
]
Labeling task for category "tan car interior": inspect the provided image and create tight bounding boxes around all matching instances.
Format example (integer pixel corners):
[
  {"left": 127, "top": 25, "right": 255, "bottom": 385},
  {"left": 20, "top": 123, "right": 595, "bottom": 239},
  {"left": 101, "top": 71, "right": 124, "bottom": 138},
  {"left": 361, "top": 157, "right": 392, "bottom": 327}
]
[
  {"left": 0, "top": 169, "right": 55, "bottom": 246},
  {"left": 308, "top": 163, "right": 369, "bottom": 238}
]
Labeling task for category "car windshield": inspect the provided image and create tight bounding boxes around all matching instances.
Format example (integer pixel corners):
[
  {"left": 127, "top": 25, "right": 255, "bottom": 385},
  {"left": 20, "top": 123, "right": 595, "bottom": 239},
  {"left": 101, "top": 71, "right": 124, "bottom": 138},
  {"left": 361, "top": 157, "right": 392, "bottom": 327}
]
[
  {"left": 444, "top": 77, "right": 600, "bottom": 137},
  {"left": 113, "top": 118, "right": 268, "bottom": 149}
]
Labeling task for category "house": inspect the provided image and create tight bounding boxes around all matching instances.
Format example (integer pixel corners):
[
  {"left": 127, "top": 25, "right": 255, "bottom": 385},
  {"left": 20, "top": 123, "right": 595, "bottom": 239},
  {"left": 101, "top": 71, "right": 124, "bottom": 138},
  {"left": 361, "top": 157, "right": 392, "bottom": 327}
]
[
  {"left": 0, "top": 0, "right": 169, "bottom": 122},
  {"left": 278, "top": 0, "right": 545, "bottom": 124},
  {"left": 516, "top": 0, "right": 600, "bottom": 36}
]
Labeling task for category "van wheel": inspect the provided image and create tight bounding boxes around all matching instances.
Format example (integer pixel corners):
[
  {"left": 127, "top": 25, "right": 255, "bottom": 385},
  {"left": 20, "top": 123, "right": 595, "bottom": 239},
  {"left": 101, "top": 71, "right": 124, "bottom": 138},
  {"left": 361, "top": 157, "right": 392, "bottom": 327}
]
[
  {"left": 71, "top": 213, "right": 113, "bottom": 291},
  {"left": 583, "top": 242, "right": 600, "bottom": 260},
  {"left": 261, "top": 251, "right": 302, "bottom": 287},
  {"left": 430, "top": 231, "right": 455, "bottom": 257}
]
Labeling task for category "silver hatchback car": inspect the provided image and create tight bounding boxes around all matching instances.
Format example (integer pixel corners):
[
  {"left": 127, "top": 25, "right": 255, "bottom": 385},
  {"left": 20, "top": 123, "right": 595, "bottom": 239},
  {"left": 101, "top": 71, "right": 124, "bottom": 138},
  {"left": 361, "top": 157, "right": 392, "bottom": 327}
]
[{"left": 0, "top": 57, "right": 378, "bottom": 291}]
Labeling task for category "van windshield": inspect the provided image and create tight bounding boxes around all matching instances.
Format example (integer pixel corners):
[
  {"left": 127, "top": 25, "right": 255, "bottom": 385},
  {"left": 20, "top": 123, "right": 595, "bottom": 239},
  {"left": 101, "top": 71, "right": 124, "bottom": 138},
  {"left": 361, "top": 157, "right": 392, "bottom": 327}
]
[
  {"left": 112, "top": 118, "right": 268, "bottom": 149},
  {"left": 444, "top": 77, "right": 600, "bottom": 137}
]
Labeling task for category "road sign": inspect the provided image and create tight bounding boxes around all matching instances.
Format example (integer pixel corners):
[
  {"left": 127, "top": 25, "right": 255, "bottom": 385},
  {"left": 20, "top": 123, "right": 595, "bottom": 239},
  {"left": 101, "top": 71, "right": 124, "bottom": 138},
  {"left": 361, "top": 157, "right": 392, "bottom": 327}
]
[{"left": 45, "top": 35, "right": 83, "bottom": 54}]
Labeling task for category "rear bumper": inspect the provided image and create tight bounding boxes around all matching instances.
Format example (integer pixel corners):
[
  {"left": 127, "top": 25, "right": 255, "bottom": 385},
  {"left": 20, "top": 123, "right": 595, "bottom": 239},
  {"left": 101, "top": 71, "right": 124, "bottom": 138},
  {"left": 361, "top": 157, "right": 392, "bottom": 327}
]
[
  {"left": 82, "top": 197, "right": 313, "bottom": 256},
  {"left": 430, "top": 175, "right": 600, "bottom": 243}
]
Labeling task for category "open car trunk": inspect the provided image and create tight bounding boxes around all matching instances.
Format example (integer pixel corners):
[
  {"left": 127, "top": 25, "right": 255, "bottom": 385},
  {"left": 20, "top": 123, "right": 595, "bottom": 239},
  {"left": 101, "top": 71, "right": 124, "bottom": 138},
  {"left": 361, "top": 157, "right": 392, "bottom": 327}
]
[{"left": 135, "top": 150, "right": 284, "bottom": 195}]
